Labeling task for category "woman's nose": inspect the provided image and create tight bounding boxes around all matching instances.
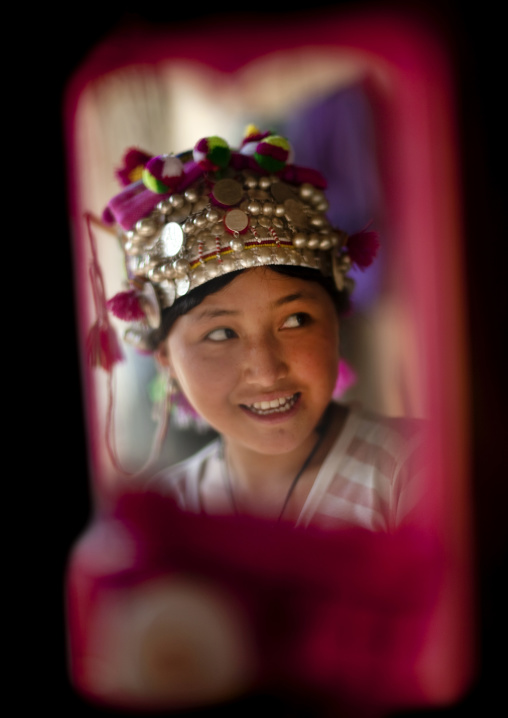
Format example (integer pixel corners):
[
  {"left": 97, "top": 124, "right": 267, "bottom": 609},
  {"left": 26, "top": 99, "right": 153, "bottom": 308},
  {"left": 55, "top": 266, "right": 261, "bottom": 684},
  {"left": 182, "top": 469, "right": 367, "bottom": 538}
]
[{"left": 243, "top": 336, "right": 288, "bottom": 387}]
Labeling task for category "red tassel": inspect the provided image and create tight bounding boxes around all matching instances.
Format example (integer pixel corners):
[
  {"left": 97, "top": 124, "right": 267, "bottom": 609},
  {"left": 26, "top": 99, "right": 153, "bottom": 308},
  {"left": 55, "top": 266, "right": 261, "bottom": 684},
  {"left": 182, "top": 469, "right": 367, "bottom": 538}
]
[
  {"left": 347, "top": 228, "right": 380, "bottom": 270},
  {"left": 106, "top": 290, "right": 145, "bottom": 321},
  {"left": 86, "top": 321, "right": 124, "bottom": 372}
]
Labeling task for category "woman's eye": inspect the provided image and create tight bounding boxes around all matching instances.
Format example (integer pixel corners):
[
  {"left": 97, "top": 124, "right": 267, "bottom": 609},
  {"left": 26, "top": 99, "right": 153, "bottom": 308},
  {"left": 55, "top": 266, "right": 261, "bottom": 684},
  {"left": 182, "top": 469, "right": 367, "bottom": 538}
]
[
  {"left": 206, "top": 327, "right": 237, "bottom": 342},
  {"left": 282, "top": 313, "right": 309, "bottom": 329}
]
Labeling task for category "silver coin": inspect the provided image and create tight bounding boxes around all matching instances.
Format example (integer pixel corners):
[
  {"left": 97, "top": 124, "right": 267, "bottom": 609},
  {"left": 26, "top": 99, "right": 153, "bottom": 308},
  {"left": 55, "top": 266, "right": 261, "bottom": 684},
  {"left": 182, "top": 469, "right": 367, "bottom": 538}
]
[
  {"left": 212, "top": 178, "right": 243, "bottom": 206},
  {"left": 160, "top": 222, "right": 184, "bottom": 257},
  {"left": 224, "top": 209, "right": 249, "bottom": 233}
]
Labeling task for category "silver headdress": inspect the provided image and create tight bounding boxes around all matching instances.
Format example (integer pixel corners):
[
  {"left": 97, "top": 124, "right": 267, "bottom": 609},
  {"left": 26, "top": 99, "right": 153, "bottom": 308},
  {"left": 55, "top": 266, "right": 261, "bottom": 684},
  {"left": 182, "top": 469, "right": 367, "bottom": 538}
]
[{"left": 100, "top": 127, "right": 378, "bottom": 353}]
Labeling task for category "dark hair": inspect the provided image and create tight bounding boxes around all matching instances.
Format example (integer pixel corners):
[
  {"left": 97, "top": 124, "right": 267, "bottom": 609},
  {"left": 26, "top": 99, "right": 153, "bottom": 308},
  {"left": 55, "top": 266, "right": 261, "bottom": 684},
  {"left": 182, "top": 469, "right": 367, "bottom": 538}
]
[{"left": 148, "top": 266, "right": 350, "bottom": 350}]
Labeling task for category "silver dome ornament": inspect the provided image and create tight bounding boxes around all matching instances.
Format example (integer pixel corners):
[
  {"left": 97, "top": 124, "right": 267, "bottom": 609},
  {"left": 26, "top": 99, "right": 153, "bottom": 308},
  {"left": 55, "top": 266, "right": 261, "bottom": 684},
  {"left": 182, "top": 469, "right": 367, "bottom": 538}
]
[
  {"left": 158, "top": 279, "right": 177, "bottom": 308},
  {"left": 184, "top": 187, "right": 199, "bottom": 204},
  {"left": 136, "top": 216, "right": 160, "bottom": 237},
  {"left": 157, "top": 199, "right": 173, "bottom": 215},
  {"left": 175, "top": 275, "right": 190, "bottom": 297},
  {"left": 173, "top": 257, "right": 190, "bottom": 276},
  {"left": 159, "top": 222, "right": 184, "bottom": 257},
  {"left": 229, "top": 235, "right": 244, "bottom": 252},
  {"left": 244, "top": 174, "right": 258, "bottom": 189},
  {"left": 170, "top": 193, "right": 185, "bottom": 209},
  {"left": 292, "top": 232, "right": 308, "bottom": 248},
  {"left": 307, "top": 234, "right": 321, "bottom": 250},
  {"left": 247, "top": 199, "right": 262, "bottom": 215},
  {"left": 258, "top": 176, "right": 272, "bottom": 190},
  {"left": 206, "top": 208, "right": 222, "bottom": 224}
]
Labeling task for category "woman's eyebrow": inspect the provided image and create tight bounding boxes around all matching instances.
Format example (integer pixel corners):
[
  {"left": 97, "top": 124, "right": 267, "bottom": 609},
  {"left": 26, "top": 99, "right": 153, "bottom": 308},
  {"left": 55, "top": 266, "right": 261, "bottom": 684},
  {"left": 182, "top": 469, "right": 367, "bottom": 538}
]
[
  {"left": 194, "top": 307, "right": 240, "bottom": 320},
  {"left": 273, "top": 291, "right": 317, "bottom": 307}
]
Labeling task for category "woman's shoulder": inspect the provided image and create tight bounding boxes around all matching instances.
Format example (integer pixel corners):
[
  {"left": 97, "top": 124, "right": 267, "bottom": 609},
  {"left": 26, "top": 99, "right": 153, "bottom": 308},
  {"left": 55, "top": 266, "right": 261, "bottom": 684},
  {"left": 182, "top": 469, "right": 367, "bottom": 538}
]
[{"left": 343, "top": 402, "right": 427, "bottom": 459}]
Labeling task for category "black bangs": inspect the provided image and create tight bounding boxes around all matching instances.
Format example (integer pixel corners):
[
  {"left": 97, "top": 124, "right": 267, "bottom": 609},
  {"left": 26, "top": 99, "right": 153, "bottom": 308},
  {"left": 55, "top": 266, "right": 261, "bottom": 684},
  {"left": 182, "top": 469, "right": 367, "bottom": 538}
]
[{"left": 148, "top": 266, "right": 349, "bottom": 350}]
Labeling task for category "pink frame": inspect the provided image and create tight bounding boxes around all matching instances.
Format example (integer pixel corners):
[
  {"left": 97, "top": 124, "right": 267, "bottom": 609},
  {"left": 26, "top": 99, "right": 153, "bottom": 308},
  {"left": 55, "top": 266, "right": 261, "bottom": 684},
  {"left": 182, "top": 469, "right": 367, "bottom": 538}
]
[{"left": 65, "top": 8, "right": 474, "bottom": 708}]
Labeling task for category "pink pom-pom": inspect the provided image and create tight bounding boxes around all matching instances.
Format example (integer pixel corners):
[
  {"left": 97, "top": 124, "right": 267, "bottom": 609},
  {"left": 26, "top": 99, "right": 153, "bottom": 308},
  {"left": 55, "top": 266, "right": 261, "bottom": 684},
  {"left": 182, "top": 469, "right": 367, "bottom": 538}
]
[
  {"left": 347, "top": 228, "right": 380, "bottom": 270},
  {"left": 106, "top": 290, "right": 145, "bottom": 321},
  {"left": 116, "top": 148, "right": 153, "bottom": 187},
  {"left": 86, "top": 322, "right": 124, "bottom": 372}
]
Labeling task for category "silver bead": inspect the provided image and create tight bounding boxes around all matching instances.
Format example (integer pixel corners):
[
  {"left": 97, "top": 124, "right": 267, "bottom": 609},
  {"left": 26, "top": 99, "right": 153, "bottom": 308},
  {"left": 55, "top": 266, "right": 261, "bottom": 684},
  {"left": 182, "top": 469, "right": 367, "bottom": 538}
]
[
  {"left": 230, "top": 237, "right": 244, "bottom": 252},
  {"left": 193, "top": 214, "right": 207, "bottom": 228},
  {"left": 258, "top": 176, "right": 272, "bottom": 190},
  {"left": 175, "top": 276, "right": 190, "bottom": 297},
  {"left": 184, "top": 187, "right": 199, "bottom": 203},
  {"left": 182, "top": 218, "right": 195, "bottom": 234},
  {"left": 309, "top": 215, "right": 325, "bottom": 228},
  {"left": 310, "top": 190, "right": 326, "bottom": 206},
  {"left": 319, "top": 237, "right": 332, "bottom": 250},
  {"left": 194, "top": 197, "right": 209, "bottom": 212},
  {"left": 173, "top": 258, "right": 190, "bottom": 276},
  {"left": 206, "top": 208, "right": 221, "bottom": 224},
  {"left": 247, "top": 200, "right": 262, "bottom": 215},
  {"left": 170, "top": 194, "right": 184, "bottom": 208},
  {"left": 299, "top": 183, "right": 314, "bottom": 201},
  {"left": 307, "top": 234, "right": 320, "bottom": 249},
  {"left": 274, "top": 204, "right": 286, "bottom": 217},
  {"left": 244, "top": 174, "right": 258, "bottom": 189},
  {"left": 157, "top": 199, "right": 173, "bottom": 215},
  {"left": 292, "top": 232, "right": 308, "bottom": 248},
  {"left": 136, "top": 216, "right": 159, "bottom": 237},
  {"left": 262, "top": 201, "right": 274, "bottom": 216},
  {"left": 316, "top": 200, "right": 329, "bottom": 212}
]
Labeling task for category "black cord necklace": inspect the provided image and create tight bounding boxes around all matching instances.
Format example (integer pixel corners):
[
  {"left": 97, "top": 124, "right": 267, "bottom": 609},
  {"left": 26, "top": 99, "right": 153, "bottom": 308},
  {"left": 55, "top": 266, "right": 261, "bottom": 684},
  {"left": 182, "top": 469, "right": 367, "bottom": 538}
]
[{"left": 219, "top": 404, "right": 332, "bottom": 522}]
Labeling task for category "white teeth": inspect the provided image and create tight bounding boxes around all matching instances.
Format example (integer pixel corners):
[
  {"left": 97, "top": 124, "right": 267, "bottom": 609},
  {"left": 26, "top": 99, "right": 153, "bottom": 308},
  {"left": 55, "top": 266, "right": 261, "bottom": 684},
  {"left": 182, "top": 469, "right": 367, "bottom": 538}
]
[{"left": 247, "top": 394, "right": 298, "bottom": 415}]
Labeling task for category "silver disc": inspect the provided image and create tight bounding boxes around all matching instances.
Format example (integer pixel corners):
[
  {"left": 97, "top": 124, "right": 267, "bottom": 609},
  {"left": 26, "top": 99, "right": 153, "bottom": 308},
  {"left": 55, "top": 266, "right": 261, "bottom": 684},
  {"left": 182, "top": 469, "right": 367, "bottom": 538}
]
[
  {"left": 224, "top": 209, "right": 249, "bottom": 233},
  {"left": 212, "top": 178, "right": 243, "bottom": 206},
  {"left": 160, "top": 222, "right": 184, "bottom": 257}
]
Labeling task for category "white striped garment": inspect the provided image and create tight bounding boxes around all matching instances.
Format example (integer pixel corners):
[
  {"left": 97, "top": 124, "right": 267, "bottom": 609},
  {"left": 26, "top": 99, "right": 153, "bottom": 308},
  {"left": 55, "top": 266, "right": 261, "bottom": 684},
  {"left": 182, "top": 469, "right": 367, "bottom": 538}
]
[{"left": 153, "top": 404, "right": 428, "bottom": 532}]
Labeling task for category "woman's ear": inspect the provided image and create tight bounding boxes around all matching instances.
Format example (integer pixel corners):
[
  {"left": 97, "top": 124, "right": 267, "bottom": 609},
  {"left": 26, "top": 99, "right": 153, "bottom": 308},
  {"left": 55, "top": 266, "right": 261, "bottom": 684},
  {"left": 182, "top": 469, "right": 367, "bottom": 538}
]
[{"left": 155, "top": 342, "right": 173, "bottom": 371}]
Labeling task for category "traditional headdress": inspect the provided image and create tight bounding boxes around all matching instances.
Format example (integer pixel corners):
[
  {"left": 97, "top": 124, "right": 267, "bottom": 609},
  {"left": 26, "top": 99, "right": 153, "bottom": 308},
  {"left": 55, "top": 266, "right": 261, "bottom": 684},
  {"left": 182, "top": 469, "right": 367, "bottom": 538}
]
[{"left": 91, "top": 125, "right": 379, "bottom": 361}]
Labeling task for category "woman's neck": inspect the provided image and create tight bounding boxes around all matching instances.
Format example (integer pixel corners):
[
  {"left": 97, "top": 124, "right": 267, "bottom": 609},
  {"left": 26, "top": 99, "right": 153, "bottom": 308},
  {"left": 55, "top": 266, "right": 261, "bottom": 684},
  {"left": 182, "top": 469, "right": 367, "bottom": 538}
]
[{"left": 222, "top": 402, "right": 348, "bottom": 518}]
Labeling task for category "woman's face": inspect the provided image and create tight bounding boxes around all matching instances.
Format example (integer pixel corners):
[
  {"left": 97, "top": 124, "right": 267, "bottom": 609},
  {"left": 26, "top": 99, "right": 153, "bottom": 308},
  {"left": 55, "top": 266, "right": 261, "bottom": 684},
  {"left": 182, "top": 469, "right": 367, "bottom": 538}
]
[{"left": 162, "top": 268, "right": 340, "bottom": 458}]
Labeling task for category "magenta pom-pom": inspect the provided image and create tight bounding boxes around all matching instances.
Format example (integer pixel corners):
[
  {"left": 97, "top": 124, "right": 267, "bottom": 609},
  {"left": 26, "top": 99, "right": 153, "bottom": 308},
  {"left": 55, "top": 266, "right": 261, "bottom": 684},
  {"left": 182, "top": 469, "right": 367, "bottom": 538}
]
[
  {"left": 333, "top": 359, "right": 357, "bottom": 398},
  {"left": 347, "top": 228, "right": 380, "bottom": 269},
  {"left": 107, "top": 290, "right": 146, "bottom": 321},
  {"left": 142, "top": 155, "right": 184, "bottom": 193},
  {"left": 116, "top": 148, "right": 153, "bottom": 187}
]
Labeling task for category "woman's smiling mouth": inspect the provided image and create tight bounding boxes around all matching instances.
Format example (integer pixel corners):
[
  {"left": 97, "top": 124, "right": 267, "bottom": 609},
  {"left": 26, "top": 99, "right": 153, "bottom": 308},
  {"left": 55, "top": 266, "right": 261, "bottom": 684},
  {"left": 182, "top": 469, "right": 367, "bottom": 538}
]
[{"left": 242, "top": 393, "right": 300, "bottom": 416}]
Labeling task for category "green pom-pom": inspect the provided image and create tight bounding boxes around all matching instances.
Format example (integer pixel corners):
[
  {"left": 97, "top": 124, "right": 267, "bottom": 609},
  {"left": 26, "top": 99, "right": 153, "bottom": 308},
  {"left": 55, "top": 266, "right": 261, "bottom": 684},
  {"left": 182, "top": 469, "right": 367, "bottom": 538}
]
[{"left": 254, "top": 135, "right": 291, "bottom": 172}]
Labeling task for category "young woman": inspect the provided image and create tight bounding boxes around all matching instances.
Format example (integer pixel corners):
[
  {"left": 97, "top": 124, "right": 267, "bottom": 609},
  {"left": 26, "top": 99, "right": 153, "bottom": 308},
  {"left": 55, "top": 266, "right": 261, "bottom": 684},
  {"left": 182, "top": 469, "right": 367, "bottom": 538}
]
[
  {"left": 96, "top": 127, "right": 425, "bottom": 532},
  {"left": 75, "top": 128, "right": 434, "bottom": 713}
]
